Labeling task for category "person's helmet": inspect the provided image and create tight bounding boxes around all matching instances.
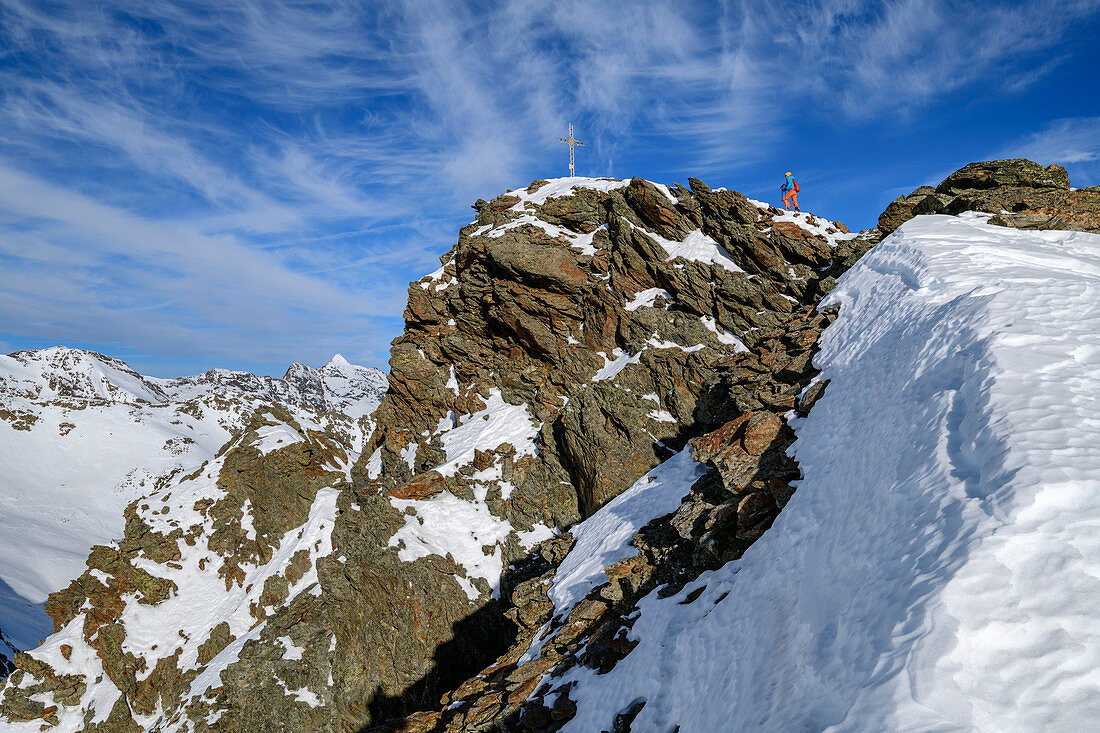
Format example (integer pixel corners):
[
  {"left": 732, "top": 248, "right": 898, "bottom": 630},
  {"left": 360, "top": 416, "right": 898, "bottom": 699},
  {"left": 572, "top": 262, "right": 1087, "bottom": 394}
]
[{"left": 785, "top": 171, "right": 792, "bottom": 176}]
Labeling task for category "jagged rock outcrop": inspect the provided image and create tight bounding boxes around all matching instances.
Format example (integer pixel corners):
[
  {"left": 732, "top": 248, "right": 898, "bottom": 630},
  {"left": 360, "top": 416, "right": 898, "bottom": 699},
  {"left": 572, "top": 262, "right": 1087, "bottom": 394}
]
[
  {"left": 320, "top": 177, "right": 870, "bottom": 730},
  {"left": 1, "top": 175, "right": 872, "bottom": 731},
  {"left": 364, "top": 158, "right": 1096, "bottom": 733},
  {"left": 880, "top": 158, "right": 1100, "bottom": 235},
  {"left": 363, "top": 305, "right": 842, "bottom": 733}
]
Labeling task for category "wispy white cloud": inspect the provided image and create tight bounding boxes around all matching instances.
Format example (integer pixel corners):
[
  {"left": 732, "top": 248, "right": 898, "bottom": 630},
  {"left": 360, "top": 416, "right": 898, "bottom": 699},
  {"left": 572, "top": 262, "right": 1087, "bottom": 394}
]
[
  {"left": 1002, "top": 117, "right": 1100, "bottom": 166},
  {"left": 0, "top": 161, "right": 408, "bottom": 370},
  {"left": 996, "top": 116, "right": 1100, "bottom": 187},
  {"left": 692, "top": 0, "right": 1098, "bottom": 122},
  {"left": 0, "top": 0, "right": 1093, "bottom": 374}
]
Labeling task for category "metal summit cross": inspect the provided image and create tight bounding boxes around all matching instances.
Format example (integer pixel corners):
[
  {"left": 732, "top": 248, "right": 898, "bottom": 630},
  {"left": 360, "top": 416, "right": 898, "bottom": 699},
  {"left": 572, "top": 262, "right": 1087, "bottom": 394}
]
[{"left": 558, "top": 123, "right": 585, "bottom": 177}]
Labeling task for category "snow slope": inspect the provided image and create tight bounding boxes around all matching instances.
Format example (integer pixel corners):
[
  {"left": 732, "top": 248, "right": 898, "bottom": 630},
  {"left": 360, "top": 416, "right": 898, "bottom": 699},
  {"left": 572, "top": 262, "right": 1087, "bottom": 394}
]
[
  {"left": 0, "top": 348, "right": 385, "bottom": 658},
  {"left": 552, "top": 213, "right": 1100, "bottom": 731}
]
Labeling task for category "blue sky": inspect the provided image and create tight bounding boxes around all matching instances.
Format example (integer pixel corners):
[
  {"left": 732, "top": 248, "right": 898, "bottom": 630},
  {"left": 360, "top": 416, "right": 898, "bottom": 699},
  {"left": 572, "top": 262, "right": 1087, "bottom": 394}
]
[{"left": 1, "top": 1, "right": 1098, "bottom": 377}]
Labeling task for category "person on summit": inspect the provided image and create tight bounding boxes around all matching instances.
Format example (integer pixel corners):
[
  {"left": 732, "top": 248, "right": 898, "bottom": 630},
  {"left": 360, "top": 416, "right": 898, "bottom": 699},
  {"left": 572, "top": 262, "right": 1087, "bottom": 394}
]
[{"left": 781, "top": 171, "right": 800, "bottom": 211}]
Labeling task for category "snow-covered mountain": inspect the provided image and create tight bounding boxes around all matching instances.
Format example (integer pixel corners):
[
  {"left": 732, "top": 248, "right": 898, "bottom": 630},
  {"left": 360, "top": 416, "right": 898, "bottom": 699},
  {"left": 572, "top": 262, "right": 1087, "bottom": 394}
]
[
  {"left": 2, "top": 160, "right": 1099, "bottom": 732},
  {"left": 0, "top": 347, "right": 385, "bottom": 670},
  {"left": 1, "top": 174, "right": 864, "bottom": 730},
  {"left": 160, "top": 353, "right": 383, "bottom": 418}
]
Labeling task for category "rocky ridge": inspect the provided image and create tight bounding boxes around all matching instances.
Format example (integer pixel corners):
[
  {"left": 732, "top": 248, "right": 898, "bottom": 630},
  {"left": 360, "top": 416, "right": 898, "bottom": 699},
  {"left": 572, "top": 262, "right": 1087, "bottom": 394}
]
[
  {"left": 329, "top": 176, "right": 871, "bottom": 729},
  {"left": 4, "top": 159, "right": 1095, "bottom": 731},
  {"left": 1, "top": 173, "right": 872, "bottom": 731},
  {"left": 367, "top": 160, "right": 1100, "bottom": 733}
]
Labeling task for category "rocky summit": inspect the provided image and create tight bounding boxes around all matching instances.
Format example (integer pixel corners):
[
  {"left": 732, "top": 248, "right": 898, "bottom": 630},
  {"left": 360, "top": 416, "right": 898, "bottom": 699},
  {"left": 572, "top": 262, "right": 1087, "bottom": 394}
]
[{"left": 2, "top": 159, "right": 1094, "bottom": 732}]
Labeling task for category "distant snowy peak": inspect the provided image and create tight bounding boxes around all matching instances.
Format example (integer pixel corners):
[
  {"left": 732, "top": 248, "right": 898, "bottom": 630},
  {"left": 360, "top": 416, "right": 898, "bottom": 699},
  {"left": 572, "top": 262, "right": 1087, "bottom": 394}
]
[
  {"left": 313, "top": 354, "right": 388, "bottom": 419},
  {"left": 0, "top": 346, "right": 168, "bottom": 404},
  {"left": 163, "top": 355, "right": 385, "bottom": 419},
  {"left": 1, "top": 346, "right": 387, "bottom": 419},
  {"left": 277, "top": 354, "right": 387, "bottom": 419}
]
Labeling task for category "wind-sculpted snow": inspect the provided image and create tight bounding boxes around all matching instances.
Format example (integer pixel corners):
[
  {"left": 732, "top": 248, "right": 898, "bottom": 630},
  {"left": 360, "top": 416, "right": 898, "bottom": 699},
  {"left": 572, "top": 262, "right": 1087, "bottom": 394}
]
[{"left": 556, "top": 213, "right": 1100, "bottom": 731}]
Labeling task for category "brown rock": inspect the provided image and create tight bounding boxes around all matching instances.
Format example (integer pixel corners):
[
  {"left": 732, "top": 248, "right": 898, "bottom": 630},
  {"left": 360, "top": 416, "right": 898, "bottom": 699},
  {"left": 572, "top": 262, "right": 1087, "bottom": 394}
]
[
  {"left": 389, "top": 472, "right": 445, "bottom": 501},
  {"left": 485, "top": 237, "right": 587, "bottom": 294},
  {"left": 624, "top": 178, "right": 688, "bottom": 239},
  {"left": 741, "top": 412, "right": 782, "bottom": 454}
]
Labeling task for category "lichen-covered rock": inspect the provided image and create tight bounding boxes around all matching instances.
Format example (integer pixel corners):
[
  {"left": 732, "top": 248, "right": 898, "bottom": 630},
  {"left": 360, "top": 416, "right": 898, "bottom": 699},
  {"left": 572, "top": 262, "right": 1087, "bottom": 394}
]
[
  {"left": 879, "top": 158, "right": 1099, "bottom": 235},
  {"left": 936, "top": 159, "right": 1070, "bottom": 192}
]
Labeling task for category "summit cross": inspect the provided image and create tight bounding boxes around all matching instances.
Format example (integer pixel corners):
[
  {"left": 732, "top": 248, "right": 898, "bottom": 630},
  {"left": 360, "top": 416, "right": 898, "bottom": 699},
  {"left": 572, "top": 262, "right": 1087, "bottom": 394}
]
[{"left": 558, "top": 123, "right": 585, "bottom": 177}]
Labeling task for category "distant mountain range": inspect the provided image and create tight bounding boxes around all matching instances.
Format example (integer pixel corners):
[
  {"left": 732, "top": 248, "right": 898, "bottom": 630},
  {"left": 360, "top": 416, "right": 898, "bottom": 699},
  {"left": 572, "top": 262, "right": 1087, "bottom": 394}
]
[{"left": 0, "top": 346, "right": 384, "bottom": 674}]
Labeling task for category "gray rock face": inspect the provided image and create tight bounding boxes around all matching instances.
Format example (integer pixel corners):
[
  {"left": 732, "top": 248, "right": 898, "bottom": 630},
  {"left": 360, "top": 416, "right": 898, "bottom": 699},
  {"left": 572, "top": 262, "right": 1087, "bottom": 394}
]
[
  {"left": 879, "top": 158, "right": 1100, "bottom": 235},
  {"left": 0, "top": 175, "right": 873, "bottom": 731}
]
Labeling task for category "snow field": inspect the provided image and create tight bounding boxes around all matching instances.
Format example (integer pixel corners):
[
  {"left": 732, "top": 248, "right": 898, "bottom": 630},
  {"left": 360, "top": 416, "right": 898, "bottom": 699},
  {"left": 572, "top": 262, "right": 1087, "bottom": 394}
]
[
  {"left": 504, "top": 177, "right": 629, "bottom": 207},
  {"left": 0, "top": 397, "right": 240, "bottom": 626},
  {"left": 486, "top": 215, "right": 607, "bottom": 257},
  {"left": 548, "top": 214, "right": 1100, "bottom": 731},
  {"left": 434, "top": 389, "right": 538, "bottom": 477},
  {"left": 0, "top": 348, "right": 383, "bottom": 725},
  {"left": 0, "top": 448, "right": 343, "bottom": 732},
  {"left": 625, "top": 287, "right": 674, "bottom": 312},
  {"left": 623, "top": 219, "right": 744, "bottom": 273}
]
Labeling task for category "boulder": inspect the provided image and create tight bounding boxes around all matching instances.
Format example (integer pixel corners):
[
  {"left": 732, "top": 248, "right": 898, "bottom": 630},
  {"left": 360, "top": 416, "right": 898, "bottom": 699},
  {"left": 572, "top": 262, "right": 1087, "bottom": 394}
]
[
  {"left": 936, "top": 159, "right": 1069, "bottom": 192},
  {"left": 879, "top": 158, "right": 1097, "bottom": 236}
]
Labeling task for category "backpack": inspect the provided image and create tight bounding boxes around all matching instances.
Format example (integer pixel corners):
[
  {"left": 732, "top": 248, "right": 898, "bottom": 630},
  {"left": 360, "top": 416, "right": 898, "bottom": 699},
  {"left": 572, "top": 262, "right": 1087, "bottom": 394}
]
[{"left": 792, "top": 179, "right": 800, "bottom": 193}]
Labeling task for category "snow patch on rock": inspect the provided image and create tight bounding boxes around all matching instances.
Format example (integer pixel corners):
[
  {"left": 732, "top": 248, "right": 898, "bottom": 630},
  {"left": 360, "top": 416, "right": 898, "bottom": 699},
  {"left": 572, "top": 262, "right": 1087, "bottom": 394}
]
[{"left": 434, "top": 389, "right": 539, "bottom": 477}]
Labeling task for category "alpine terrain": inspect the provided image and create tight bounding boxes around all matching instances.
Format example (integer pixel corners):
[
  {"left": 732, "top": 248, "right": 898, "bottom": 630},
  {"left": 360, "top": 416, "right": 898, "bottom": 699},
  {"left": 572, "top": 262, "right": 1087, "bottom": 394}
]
[
  {"left": 1, "top": 159, "right": 1098, "bottom": 732},
  {"left": 0, "top": 350, "right": 386, "bottom": 679}
]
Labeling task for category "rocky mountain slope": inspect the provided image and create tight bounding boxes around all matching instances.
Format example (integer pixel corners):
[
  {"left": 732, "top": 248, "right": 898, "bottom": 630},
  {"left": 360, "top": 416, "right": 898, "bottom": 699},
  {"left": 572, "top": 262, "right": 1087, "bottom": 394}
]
[
  {"left": 0, "top": 174, "right": 870, "bottom": 730},
  {"left": 3, "top": 159, "right": 1096, "bottom": 732},
  {"left": 0, "top": 348, "right": 385, "bottom": 681},
  {"left": 381, "top": 161, "right": 1100, "bottom": 733}
]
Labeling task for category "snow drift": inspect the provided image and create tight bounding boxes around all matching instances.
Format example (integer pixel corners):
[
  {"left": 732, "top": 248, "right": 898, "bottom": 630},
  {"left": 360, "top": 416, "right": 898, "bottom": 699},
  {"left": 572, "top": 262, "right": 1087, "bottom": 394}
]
[{"left": 555, "top": 212, "right": 1100, "bottom": 731}]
